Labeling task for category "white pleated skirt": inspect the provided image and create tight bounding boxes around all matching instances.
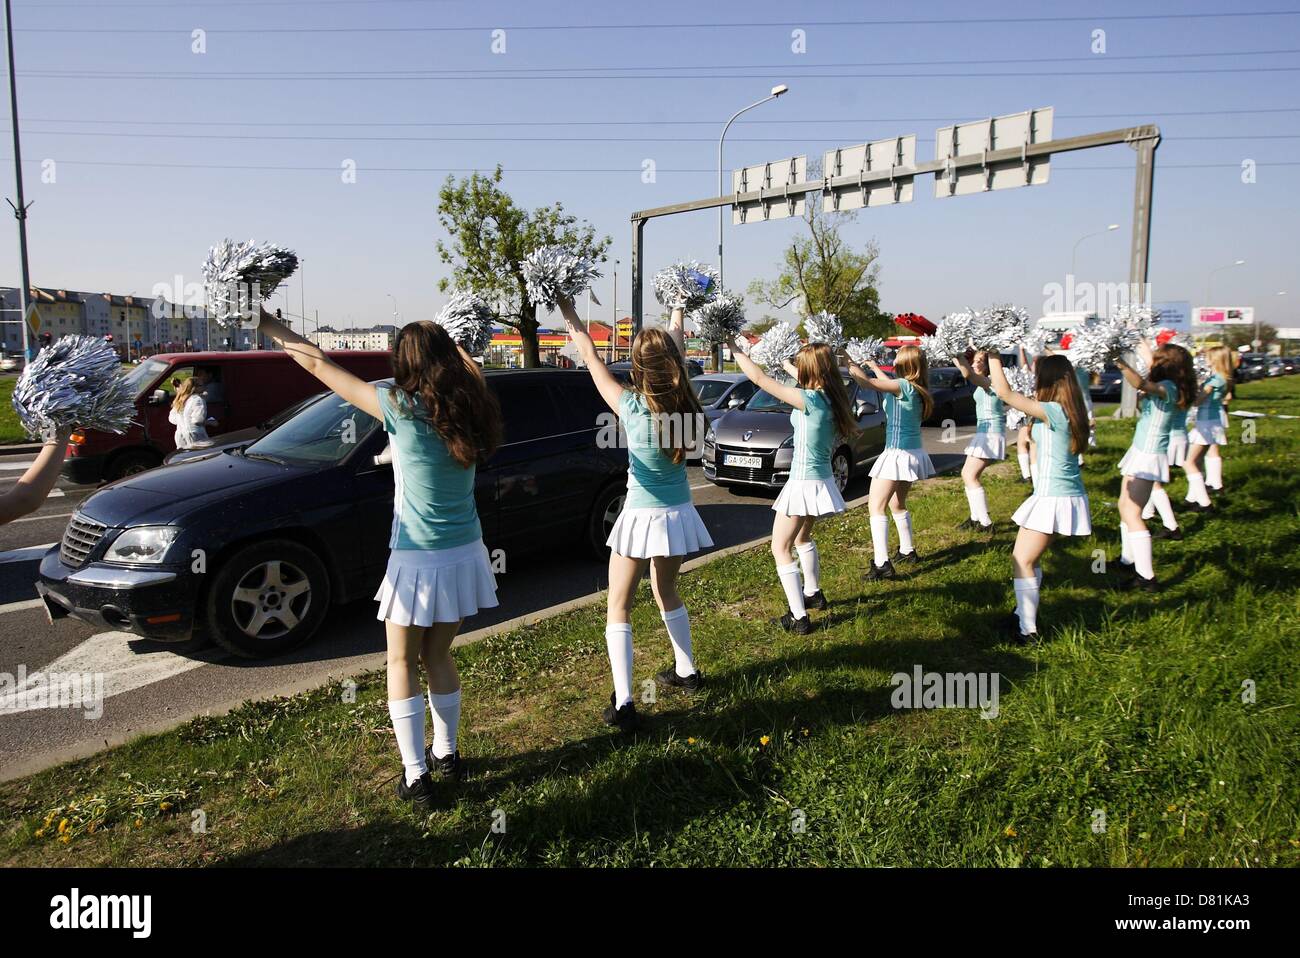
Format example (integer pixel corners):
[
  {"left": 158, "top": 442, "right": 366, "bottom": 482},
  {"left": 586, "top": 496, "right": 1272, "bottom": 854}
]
[
  {"left": 1166, "top": 432, "right": 1188, "bottom": 468},
  {"left": 869, "top": 447, "right": 936, "bottom": 482},
  {"left": 773, "top": 477, "right": 846, "bottom": 517},
  {"left": 1118, "top": 447, "right": 1170, "bottom": 483},
  {"left": 374, "top": 539, "right": 499, "bottom": 627},
  {"left": 607, "top": 503, "right": 713, "bottom": 558},
  {"left": 1012, "top": 494, "right": 1092, "bottom": 536},
  {"left": 963, "top": 431, "right": 1006, "bottom": 461},
  {"left": 1188, "top": 421, "right": 1227, "bottom": 446}
]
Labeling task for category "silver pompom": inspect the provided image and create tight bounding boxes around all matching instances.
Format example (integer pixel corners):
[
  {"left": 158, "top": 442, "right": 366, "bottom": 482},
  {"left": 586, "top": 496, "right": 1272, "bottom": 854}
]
[
  {"left": 923, "top": 309, "right": 975, "bottom": 364},
  {"left": 693, "top": 291, "right": 746, "bottom": 344},
  {"left": 1194, "top": 350, "right": 1212, "bottom": 384},
  {"left": 522, "top": 244, "right": 602, "bottom": 311},
  {"left": 435, "top": 291, "right": 495, "bottom": 355},
  {"left": 969, "top": 304, "right": 1031, "bottom": 353},
  {"left": 12, "top": 335, "right": 135, "bottom": 440},
  {"left": 1021, "top": 322, "right": 1054, "bottom": 357},
  {"left": 845, "top": 336, "right": 886, "bottom": 366},
  {"left": 653, "top": 261, "right": 720, "bottom": 312},
  {"left": 750, "top": 322, "right": 802, "bottom": 373},
  {"left": 202, "top": 238, "right": 299, "bottom": 331},
  {"left": 1069, "top": 305, "right": 1158, "bottom": 372},
  {"left": 1002, "top": 362, "right": 1036, "bottom": 429},
  {"left": 803, "top": 310, "right": 844, "bottom": 348}
]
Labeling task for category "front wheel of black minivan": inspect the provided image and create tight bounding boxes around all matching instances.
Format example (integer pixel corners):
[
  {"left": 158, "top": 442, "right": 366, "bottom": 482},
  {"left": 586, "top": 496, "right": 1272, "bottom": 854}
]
[
  {"left": 586, "top": 482, "right": 627, "bottom": 557},
  {"left": 205, "top": 539, "right": 331, "bottom": 659}
]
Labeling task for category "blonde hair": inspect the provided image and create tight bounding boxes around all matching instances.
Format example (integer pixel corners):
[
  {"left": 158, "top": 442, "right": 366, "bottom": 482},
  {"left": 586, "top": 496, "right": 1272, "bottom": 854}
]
[
  {"left": 892, "top": 345, "right": 934, "bottom": 420},
  {"left": 1204, "top": 344, "right": 1234, "bottom": 382},
  {"left": 172, "top": 377, "right": 198, "bottom": 412},
  {"left": 795, "top": 342, "right": 859, "bottom": 440}
]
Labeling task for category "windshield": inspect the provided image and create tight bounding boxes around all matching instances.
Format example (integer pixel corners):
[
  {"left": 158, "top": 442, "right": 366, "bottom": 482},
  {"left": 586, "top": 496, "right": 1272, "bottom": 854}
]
[
  {"left": 244, "top": 392, "right": 380, "bottom": 465},
  {"left": 692, "top": 379, "right": 731, "bottom": 404},
  {"left": 745, "top": 376, "right": 855, "bottom": 413},
  {"left": 121, "top": 358, "right": 169, "bottom": 397}
]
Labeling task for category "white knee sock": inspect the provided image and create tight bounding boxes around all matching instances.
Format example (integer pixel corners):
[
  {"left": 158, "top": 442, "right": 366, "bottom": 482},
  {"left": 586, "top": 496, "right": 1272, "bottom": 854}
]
[
  {"left": 426, "top": 688, "right": 461, "bottom": 760},
  {"left": 795, "top": 541, "right": 821, "bottom": 596},
  {"left": 387, "top": 694, "right": 427, "bottom": 785},
  {"left": 1034, "top": 564, "right": 1042, "bottom": 588},
  {"left": 605, "top": 622, "right": 634, "bottom": 708},
  {"left": 892, "top": 510, "right": 915, "bottom": 555},
  {"left": 964, "top": 484, "right": 991, "bottom": 525},
  {"left": 1013, "top": 577, "right": 1040, "bottom": 636},
  {"left": 870, "top": 514, "right": 890, "bottom": 566},
  {"left": 1141, "top": 496, "right": 1156, "bottom": 520},
  {"left": 1119, "top": 523, "right": 1133, "bottom": 565},
  {"left": 1185, "top": 472, "right": 1211, "bottom": 506},
  {"left": 1130, "top": 529, "right": 1155, "bottom": 580},
  {"left": 777, "top": 561, "right": 807, "bottom": 619},
  {"left": 1206, "top": 457, "right": 1223, "bottom": 489},
  {"left": 1017, "top": 452, "right": 1031, "bottom": 479},
  {"left": 1149, "top": 487, "right": 1178, "bottom": 531},
  {"left": 660, "top": 605, "right": 696, "bottom": 678}
]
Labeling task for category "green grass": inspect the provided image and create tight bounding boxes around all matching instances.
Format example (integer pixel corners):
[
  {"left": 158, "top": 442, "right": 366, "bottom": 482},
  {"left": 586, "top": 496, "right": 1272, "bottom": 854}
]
[
  {"left": 0, "top": 377, "right": 29, "bottom": 444},
  {"left": 3, "top": 380, "right": 1298, "bottom": 867}
]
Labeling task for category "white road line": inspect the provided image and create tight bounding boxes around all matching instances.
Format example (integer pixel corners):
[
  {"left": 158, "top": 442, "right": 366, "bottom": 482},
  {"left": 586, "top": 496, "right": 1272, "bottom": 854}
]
[
  {"left": 690, "top": 481, "right": 713, "bottom": 490},
  {"left": 10, "top": 511, "right": 73, "bottom": 524},
  {"left": 0, "top": 543, "right": 55, "bottom": 564},
  {"left": 0, "top": 598, "right": 45, "bottom": 615},
  {"left": 0, "top": 461, "right": 37, "bottom": 471},
  {"left": 0, "top": 631, "right": 220, "bottom": 716}
]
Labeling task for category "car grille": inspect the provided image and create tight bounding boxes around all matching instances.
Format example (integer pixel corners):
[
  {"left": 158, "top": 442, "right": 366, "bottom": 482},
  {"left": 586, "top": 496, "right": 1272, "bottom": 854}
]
[
  {"left": 60, "top": 513, "right": 107, "bottom": 568},
  {"left": 713, "top": 443, "right": 777, "bottom": 483}
]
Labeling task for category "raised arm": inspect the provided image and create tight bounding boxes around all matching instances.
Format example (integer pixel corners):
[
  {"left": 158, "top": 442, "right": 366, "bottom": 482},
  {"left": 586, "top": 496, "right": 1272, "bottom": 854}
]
[
  {"left": 843, "top": 353, "right": 899, "bottom": 394},
  {"left": 666, "top": 306, "right": 687, "bottom": 359},
  {"left": 259, "top": 310, "right": 382, "bottom": 419},
  {"left": 1115, "top": 338, "right": 1163, "bottom": 397},
  {"left": 559, "top": 297, "right": 626, "bottom": 412},
  {"left": 952, "top": 353, "right": 992, "bottom": 390},
  {"left": 988, "top": 354, "right": 1049, "bottom": 423},
  {"left": 0, "top": 430, "right": 71, "bottom": 525},
  {"left": 731, "top": 336, "right": 806, "bottom": 409}
]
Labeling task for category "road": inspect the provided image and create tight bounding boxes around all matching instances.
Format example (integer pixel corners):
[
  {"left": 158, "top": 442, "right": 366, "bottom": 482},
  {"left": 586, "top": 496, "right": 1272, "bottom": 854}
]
[{"left": 0, "top": 430, "right": 974, "bottom": 780}]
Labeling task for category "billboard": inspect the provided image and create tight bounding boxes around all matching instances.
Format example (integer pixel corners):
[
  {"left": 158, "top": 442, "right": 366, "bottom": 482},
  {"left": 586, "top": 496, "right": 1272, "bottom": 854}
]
[
  {"left": 1194, "top": 306, "right": 1254, "bottom": 326},
  {"left": 1152, "top": 301, "right": 1192, "bottom": 334}
]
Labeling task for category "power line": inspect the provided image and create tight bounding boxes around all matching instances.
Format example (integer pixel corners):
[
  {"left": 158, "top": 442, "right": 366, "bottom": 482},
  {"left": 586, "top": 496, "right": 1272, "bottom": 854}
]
[{"left": 13, "top": 10, "right": 1300, "bottom": 32}]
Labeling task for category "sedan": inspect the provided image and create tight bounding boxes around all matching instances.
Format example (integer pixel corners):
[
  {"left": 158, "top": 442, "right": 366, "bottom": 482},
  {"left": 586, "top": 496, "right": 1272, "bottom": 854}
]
[{"left": 925, "top": 366, "right": 976, "bottom": 425}]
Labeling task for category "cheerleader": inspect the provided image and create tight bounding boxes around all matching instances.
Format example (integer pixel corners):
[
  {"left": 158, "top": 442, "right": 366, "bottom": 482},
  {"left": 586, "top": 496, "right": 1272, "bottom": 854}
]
[
  {"left": 0, "top": 428, "right": 71, "bottom": 525},
  {"left": 261, "top": 313, "right": 502, "bottom": 807},
  {"left": 987, "top": 353, "right": 1092, "bottom": 643},
  {"left": 560, "top": 298, "right": 712, "bottom": 732},
  {"left": 1184, "top": 344, "right": 1233, "bottom": 509},
  {"left": 1141, "top": 400, "right": 1188, "bottom": 540},
  {"left": 1014, "top": 347, "right": 1036, "bottom": 485},
  {"left": 1114, "top": 339, "right": 1197, "bottom": 590},
  {"left": 845, "top": 345, "right": 935, "bottom": 580},
  {"left": 951, "top": 350, "right": 1004, "bottom": 532},
  {"left": 731, "top": 340, "right": 858, "bottom": 634}
]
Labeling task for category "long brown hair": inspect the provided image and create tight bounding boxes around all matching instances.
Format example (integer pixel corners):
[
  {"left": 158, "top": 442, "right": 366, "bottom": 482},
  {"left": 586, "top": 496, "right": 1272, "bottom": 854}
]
[
  {"left": 1034, "top": 355, "right": 1089, "bottom": 455},
  {"left": 172, "top": 377, "right": 198, "bottom": 412},
  {"left": 795, "top": 342, "right": 859, "bottom": 439},
  {"left": 1150, "top": 343, "right": 1196, "bottom": 409},
  {"left": 892, "top": 345, "right": 934, "bottom": 420},
  {"left": 391, "top": 321, "right": 502, "bottom": 468},
  {"left": 629, "top": 326, "right": 704, "bottom": 465}
]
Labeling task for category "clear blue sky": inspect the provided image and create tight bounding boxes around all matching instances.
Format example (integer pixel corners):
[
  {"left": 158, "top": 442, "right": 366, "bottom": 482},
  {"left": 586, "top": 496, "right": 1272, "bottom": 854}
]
[{"left": 2, "top": 0, "right": 1297, "bottom": 332}]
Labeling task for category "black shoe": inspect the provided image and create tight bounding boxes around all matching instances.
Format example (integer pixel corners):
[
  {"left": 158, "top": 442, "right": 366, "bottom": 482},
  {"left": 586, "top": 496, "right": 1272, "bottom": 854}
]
[
  {"left": 1152, "top": 525, "right": 1183, "bottom": 541},
  {"left": 1183, "top": 501, "right": 1213, "bottom": 514},
  {"left": 656, "top": 666, "right": 703, "bottom": 692},
  {"left": 1119, "top": 572, "right": 1159, "bottom": 592},
  {"left": 425, "top": 747, "right": 465, "bottom": 781},
  {"left": 803, "top": 589, "right": 828, "bottom": 611},
  {"left": 865, "top": 559, "right": 897, "bottom": 581},
  {"left": 892, "top": 549, "right": 919, "bottom": 565},
  {"left": 956, "top": 518, "right": 979, "bottom": 531},
  {"left": 1005, "top": 614, "right": 1036, "bottom": 646},
  {"left": 602, "top": 693, "right": 639, "bottom": 733},
  {"left": 773, "top": 611, "right": 813, "bottom": 634},
  {"left": 396, "top": 770, "right": 436, "bottom": 809}
]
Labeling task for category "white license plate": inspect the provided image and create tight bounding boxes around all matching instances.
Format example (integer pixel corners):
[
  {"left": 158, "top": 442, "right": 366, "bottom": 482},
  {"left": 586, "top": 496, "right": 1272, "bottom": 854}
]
[{"left": 724, "top": 454, "right": 762, "bottom": 469}]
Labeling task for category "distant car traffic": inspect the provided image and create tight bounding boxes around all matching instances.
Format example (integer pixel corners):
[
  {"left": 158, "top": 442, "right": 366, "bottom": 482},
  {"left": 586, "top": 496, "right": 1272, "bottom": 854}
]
[
  {"left": 38, "top": 369, "right": 629, "bottom": 659},
  {"left": 702, "top": 374, "right": 886, "bottom": 492}
]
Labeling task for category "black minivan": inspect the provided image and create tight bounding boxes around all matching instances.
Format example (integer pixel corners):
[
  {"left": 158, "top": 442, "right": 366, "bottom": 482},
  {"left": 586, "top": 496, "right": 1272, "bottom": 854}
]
[{"left": 37, "top": 369, "right": 627, "bottom": 659}]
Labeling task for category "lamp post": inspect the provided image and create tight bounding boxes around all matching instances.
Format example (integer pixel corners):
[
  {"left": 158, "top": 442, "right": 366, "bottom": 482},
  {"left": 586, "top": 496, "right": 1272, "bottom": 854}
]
[
  {"left": 386, "top": 293, "right": 398, "bottom": 325},
  {"left": 1070, "top": 223, "right": 1119, "bottom": 277},
  {"left": 1206, "top": 259, "right": 1245, "bottom": 307}
]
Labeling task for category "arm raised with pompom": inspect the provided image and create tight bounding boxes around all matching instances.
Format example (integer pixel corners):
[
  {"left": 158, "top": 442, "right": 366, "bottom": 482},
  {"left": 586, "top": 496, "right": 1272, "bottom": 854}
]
[
  {"left": 258, "top": 309, "right": 383, "bottom": 420},
  {"left": 732, "top": 336, "right": 806, "bottom": 410},
  {"left": 843, "top": 352, "right": 899, "bottom": 395},
  {"left": 1114, "top": 337, "right": 1164, "bottom": 397},
  {"left": 558, "top": 297, "right": 627, "bottom": 413},
  {"left": 0, "top": 430, "right": 71, "bottom": 525},
  {"left": 988, "top": 353, "right": 1050, "bottom": 424}
]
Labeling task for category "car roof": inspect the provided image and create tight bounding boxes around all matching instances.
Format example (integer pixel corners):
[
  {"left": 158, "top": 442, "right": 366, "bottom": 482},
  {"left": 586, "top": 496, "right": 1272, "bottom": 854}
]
[
  {"left": 145, "top": 350, "right": 391, "bottom": 363},
  {"left": 695, "top": 373, "right": 747, "bottom": 382}
]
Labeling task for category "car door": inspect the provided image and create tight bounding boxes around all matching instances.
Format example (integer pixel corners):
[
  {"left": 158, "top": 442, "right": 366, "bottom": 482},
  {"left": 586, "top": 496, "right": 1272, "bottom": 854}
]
[{"left": 850, "top": 381, "right": 886, "bottom": 467}]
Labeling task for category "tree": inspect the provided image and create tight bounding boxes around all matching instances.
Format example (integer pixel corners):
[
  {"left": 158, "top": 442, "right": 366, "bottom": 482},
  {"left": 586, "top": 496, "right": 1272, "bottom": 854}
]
[
  {"left": 745, "top": 315, "right": 780, "bottom": 337},
  {"left": 436, "top": 166, "right": 611, "bottom": 367},
  {"left": 1212, "top": 323, "right": 1277, "bottom": 351},
  {"left": 747, "top": 192, "right": 892, "bottom": 340}
]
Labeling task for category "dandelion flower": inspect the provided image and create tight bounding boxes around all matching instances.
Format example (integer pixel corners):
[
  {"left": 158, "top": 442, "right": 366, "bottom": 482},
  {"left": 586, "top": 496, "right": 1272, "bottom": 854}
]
[
  {"left": 760, "top": 735, "right": 770, "bottom": 747},
  {"left": 1004, "top": 825, "right": 1017, "bottom": 838}
]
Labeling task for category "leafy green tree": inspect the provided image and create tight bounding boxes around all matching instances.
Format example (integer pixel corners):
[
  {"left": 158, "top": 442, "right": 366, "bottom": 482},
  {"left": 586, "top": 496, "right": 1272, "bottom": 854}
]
[
  {"left": 747, "top": 198, "right": 892, "bottom": 340},
  {"left": 436, "top": 166, "right": 611, "bottom": 367}
]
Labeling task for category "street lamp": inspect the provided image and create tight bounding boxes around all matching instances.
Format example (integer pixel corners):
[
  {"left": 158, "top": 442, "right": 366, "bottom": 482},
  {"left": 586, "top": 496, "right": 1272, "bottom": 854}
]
[
  {"left": 1206, "top": 259, "right": 1245, "bottom": 305},
  {"left": 1070, "top": 223, "right": 1119, "bottom": 277},
  {"left": 386, "top": 293, "right": 398, "bottom": 325},
  {"left": 718, "top": 84, "right": 789, "bottom": 287}
]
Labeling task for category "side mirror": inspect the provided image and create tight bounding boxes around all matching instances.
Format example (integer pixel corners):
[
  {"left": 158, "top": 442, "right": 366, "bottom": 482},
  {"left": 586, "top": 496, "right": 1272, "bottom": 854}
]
[
  {"left": 148, "top": 389, "right": 167, "bottom": 406},
  {"left": 372, "top": 444, "right": 394, "bottom": 468},
  {"left": 727, "top": 395, "right": 745, "bottom": 408}
]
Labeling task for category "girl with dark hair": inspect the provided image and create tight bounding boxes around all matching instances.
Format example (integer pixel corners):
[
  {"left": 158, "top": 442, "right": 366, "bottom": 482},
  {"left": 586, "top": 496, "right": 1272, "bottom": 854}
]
[
  {"left": 260, "top": 312, "right": 502, "bottom": 808},
  {"left": 988, "top": 353, "right": 1092, "bottom": 643},
  {"left": 559, "top": 298, "right": 712, "bottom": 733},
  {"left": 845, "top": 344, "right": 935, "bottom": 580},
  {"left": 1114, "top": 340, "right": 1196, "bottom": 591},
  {"left": 732, "top": 339, "right": 859, "bottom": 634}
]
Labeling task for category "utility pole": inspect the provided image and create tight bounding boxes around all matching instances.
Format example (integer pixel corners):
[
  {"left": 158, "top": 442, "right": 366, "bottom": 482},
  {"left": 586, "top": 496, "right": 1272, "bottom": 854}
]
[
  {"left": 611, "top": 260, "right": 618, "bottom": 362},
  {"left": 4, "top": 0, "right": 34, "bottom": 361}
]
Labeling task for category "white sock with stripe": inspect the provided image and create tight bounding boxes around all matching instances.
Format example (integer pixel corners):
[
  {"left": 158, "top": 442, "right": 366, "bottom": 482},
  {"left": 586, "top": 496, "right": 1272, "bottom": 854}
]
[
  {"left": 660, "top": 605, "right": 696, "bottom": 678},
  {"left": 1130, "top": 530, "right": 1155, "bottom": 580},
  {"left": 892, "top": 510, "right": 915, "bottom": 556},
  {"left": 1013, "top": 577, "right": 1040, "bottom": 636},
  {"left": 605, "top": 623, "right": 634, "bottom": 708},
  {"left": 1185, "top": 472, "right": 1211, "bottom": 506},
  {"left": 1030, "top": 462, "right": 1039, "bottom": 488},
  {"left": 870, "top": 514, "right": 890, "bottom": 567},
  {"left": 427, "top": 688, "right": 461, "bottom": 760},
  {"left": 795, "top": 541, "right": 821, "bottom": 596},
  {"left": 1017, "top": 452, "right": 1031, "bottom": 479},
  {"left": 1120, "top": 523, "right": 1133, "bottom": 565},
  {"left": 1149, "top": 487, "right": 1178, "bottom": 531},
  {"left": 387, "top": 694, "right": 427, "bottom": 785}
]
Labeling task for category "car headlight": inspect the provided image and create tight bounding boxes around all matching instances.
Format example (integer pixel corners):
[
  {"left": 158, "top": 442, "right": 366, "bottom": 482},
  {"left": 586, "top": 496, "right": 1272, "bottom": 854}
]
[
  {"left": 704, "top": 424, "right": 715, "bottom": 445},
  {"left": 105, "top": 526, "right": 179, "bottom": 564},
  {"left": 779, "top": 434, "right": 794, "bottom": 449}
]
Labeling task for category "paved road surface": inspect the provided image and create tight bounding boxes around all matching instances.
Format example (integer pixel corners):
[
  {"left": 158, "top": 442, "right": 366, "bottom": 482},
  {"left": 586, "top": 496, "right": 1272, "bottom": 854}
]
[{"left": 0, "top": 429, "right": 976, "bottom": 780}]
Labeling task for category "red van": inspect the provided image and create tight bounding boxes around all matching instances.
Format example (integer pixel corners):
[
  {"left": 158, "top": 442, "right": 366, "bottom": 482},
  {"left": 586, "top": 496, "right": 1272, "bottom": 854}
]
[{"left": 63, "top": 350, "right": 393, "bottom": 483}]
